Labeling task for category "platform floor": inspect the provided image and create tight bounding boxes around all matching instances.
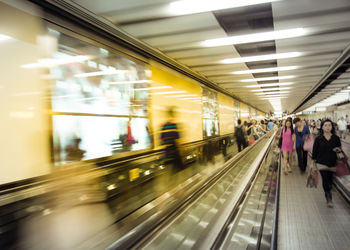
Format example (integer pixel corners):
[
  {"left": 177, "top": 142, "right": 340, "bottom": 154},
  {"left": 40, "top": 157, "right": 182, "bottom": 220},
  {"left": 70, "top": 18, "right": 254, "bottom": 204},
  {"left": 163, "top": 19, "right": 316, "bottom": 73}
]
[{"left": 278, "top": 157, "right": 350, "bottom": 249}]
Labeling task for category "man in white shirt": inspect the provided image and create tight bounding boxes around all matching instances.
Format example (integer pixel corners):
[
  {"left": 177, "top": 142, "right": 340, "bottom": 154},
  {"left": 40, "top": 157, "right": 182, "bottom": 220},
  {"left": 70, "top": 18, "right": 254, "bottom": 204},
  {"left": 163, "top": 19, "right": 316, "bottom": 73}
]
[{"left": 337, "top": 117, "right": 347, "bottom": 139}]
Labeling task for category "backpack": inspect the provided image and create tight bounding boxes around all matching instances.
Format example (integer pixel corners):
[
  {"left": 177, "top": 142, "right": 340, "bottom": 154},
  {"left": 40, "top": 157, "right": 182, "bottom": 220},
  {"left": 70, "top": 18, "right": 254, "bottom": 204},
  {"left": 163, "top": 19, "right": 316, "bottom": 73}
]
[{"left": 234, "top": 125, "right": 245, "bottom": 140}]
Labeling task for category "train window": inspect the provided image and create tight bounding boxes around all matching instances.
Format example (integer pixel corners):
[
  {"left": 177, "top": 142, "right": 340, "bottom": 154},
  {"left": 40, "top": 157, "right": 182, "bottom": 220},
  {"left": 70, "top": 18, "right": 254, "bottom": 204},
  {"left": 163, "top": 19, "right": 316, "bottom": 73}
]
[
  {"left": 47, "top": 30, "right": 151, "bottom": 165},
  {"left": 202, "top": 87, "right": 219, "bottom": 137}
]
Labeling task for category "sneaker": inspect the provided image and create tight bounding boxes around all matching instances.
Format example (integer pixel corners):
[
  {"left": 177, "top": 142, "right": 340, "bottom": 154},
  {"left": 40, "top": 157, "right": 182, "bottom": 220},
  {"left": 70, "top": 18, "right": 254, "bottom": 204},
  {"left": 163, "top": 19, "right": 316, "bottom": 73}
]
[{"left": 327, "top": 201, "right": 334, "bottom": 208}]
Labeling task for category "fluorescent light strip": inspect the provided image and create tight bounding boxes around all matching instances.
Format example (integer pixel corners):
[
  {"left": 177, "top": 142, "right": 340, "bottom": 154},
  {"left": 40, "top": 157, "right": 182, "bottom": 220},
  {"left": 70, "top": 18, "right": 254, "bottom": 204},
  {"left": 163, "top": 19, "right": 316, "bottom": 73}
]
[
  {"left": 252, "top": 87, "right": 291, "bottom": 92},
  {"left": 109, "top": 80, "right": 152, "bottom": 85},
  {"left": 151, "top": 91, "right": 186, "bottom": 95},
  {"left": 169, "top": 0, "right": 278, "bottom": 15},
  {"left": 246, "top": 82, "right": 293, "bottom": 88},
  {"left": 204, "top": 28, "right": 306, "bottom": 47},
  {"left": 22, "top": 55, "right": 91, "bottom": 69},
  {"left": 75, "top": 69, "right": 127, "bottom": 78},
  {"left": 241, "top": 75, "right": 295, "bottom": 82},
  {"left": 221, "top": 52, "right": 302, "bottom": 64},
  {"left": 233, "top": 66, "right": 298, "bottom": 74},
  {"left": 256, "top": 91, "right": 290, "bottom": 95},
  {"left": 0, "top": 34, "right": 12, "bottom": 41},
  {"left": 261, "top": 97, "right": 288, "bottom": 100}
]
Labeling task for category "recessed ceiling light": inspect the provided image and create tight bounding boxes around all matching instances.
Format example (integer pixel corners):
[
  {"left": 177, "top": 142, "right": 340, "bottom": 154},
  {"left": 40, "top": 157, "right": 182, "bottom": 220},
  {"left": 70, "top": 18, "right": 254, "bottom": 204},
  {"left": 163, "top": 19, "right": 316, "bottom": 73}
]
[
  {"left": 203, "top": 28, "right": 307, "bottom": 47},
  {"left": 221, "top": 52, "right": 302, "bottom": 64},
  {"left": 169, "top": 0, "right": 279, "bottom": 15},
  {"left": 242, "top": 76, "right": 295, "bottom": 82},
  {"left": 246, "top": 82, "right": 294, "bottom": 88},
  {"left": 252, "top": 87, "right": 291, "bottom": 92},
  {"left": 256, "top": 91, "right": 290, "bottom": 95},
  {"left": 233, "top": 66, "right": 298, "bottom": 74}
]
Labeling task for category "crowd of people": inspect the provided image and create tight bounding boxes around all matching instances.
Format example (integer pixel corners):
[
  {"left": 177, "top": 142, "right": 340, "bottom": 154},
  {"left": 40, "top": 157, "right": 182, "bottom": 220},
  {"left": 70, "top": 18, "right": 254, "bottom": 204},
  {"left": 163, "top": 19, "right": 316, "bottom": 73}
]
[{"left": 234, "top": 115, "right": 349, "bottom": 208}]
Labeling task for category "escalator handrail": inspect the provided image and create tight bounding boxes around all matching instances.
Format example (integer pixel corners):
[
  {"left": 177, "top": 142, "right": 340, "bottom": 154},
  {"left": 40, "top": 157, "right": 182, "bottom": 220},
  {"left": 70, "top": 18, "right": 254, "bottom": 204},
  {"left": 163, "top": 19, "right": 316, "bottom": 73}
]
[{"left": 271, "top": 151, "right": 282, "bottom": 250}]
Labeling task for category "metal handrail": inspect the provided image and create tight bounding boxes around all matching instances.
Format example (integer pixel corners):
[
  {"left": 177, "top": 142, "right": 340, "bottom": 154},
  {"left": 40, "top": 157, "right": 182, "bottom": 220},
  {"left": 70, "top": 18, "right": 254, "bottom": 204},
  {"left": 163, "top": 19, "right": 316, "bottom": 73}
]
[{"left": 271, "top": 152, "right": 282, "bottom": 250}]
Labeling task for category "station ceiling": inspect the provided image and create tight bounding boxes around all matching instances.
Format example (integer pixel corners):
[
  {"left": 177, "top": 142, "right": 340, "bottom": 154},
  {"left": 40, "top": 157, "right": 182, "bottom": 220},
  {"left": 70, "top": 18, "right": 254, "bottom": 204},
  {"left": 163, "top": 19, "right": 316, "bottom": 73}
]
[{"left": 52, "top": 0, "right": 350, "bottom": 113}]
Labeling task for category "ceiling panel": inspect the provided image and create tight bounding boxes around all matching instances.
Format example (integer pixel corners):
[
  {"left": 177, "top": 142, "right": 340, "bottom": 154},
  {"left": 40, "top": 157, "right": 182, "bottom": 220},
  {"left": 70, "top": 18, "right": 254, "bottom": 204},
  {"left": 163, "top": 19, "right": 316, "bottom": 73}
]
[{"left": 70, "top": 0, "right": 350, "bottom": 113}]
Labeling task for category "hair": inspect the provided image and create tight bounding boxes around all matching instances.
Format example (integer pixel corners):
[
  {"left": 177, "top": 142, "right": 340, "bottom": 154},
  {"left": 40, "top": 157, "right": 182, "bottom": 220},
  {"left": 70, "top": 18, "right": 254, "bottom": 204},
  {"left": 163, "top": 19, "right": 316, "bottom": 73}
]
[
  {"left": 319, "top": 119, "right": 336, "bottom": 136},
  {"left": 166, "top": 106, "right": 176, "bottom": 117},
  {"left": 238, "top": 119, "right": 242, "bottom": 125},
  {"left": 260, "top": 120, "right": 265, "bottom": 124},
  {"left": 293, "top": 117, "right": 301, "bottom": 124},
  {"left": 284, "top": 119, "right": 294, "bottom": 134}
]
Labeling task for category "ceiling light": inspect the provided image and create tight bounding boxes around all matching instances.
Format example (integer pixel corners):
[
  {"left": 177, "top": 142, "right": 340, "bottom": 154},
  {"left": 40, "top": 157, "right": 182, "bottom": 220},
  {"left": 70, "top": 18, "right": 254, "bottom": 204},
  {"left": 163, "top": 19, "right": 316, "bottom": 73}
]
[
  {"left": 252, "top": 87, "right": 291, "bottom": 92},
  {"left": 169, "top": 0, "right": 279, "bottom": 15},
  {"left": 74, "top": 69, "right": 127, "bottom": 78},
  {"left": 233, "top": 66, "right": 298, "bottom": 74},
  {"left": 256, "top": 91, "right": 290, "bottom": 95},
  {"left": 22, "top": 55, "right": 91, "bottom": 69},
  {"left": 221, "top": 52, "right": 302, "bottom": 64},
  {"left": 246, "top": 82, "right": 294, "bottom": 88},
  {"left": 261, "top": 97, "right": 288, "bottom": 100},
  {"left": 242, "top": 75, "right": 295, "bottom": 82},
  {"left": 109, "top": 80, "right": 152, "bottom": 85},
  {"left": 0, "top": 34, "right": 12, "bottom": 42},
  {"left": 204, "top": 28, "right": 306, "bottom": 47}
]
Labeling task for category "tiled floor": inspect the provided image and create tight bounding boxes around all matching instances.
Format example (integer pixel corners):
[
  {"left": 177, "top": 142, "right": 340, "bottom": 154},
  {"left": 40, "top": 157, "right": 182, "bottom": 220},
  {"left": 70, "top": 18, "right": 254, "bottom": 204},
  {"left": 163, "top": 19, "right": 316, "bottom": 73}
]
[{"left": 278, "top": 163, "right": 350, "bottom": 250}]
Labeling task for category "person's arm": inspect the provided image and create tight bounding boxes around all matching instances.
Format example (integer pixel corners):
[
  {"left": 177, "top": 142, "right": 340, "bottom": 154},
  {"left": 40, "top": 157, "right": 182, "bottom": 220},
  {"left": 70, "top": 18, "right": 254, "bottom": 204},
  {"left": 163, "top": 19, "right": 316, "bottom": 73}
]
[
  {"left": 311, "top": 137, "right": 319, "bottom": 169},
  {"left": 253, "top": 126, "right": 260, "bottom": 138},
  {"left": 293, "top": 133, "right": 296, "bottom": 151}
]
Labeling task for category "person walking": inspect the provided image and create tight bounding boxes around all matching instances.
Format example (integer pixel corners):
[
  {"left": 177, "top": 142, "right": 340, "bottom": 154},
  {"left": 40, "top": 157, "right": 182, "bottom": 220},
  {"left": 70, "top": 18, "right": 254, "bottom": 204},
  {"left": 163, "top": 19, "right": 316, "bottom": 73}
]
[
  {"left": 294, "top": 117, "right": 310, "bottom": 173},
  {"left": 281, "top": 118, "right": 295, "bottom": 174},
  {"left": 337, "top": 117, "right": 347, "bottom": 139},
  {"left": 234, "top": 119, "right": 247, "bottom": 152},
  {"left": 311, "top": 119, "right": 341, "bottom": 208}
]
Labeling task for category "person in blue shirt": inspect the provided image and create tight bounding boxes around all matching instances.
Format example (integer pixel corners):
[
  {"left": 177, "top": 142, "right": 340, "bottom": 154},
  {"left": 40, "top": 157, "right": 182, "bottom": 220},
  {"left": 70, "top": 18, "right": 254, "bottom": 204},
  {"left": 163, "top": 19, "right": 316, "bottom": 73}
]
[
  {"left": 293, "top": 117, "right": 310, "bottom": 173},
  {"left": 267, "top": 120, "right": 274, "bottom": 131}
]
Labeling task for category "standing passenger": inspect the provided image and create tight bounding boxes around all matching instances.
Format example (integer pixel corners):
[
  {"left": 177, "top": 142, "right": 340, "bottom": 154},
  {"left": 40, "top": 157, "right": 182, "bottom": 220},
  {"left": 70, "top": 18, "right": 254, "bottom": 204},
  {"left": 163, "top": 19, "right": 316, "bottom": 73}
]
[
  {"left": 160, "top": 107, "right": 183, "bottom": 172},
  {"left": 267, "top": 119, "right": 274, "bottom": 131},
  {"left": 337, "top": 117, "right": 347, "bottom": 139},
  {"left": 293, "top": 117, "right": 310, "bottom": 173},
  {"left": 234, "top": 119, "right": 247, "bottom": 152},
  {"left": 311, "top": 119, "right": 341, "bottom": 207},
  {"left": 281, "top": 119, "right": 295, "bottom": 174}
]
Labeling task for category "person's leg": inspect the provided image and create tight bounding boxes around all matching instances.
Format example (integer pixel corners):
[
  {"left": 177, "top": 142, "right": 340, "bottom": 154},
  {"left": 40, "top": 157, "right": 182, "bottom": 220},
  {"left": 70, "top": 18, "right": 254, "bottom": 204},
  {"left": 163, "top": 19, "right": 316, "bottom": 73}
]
[
  {"left": 319, "top": 170, "right": 333, "bottom": 207},
  {"left": 237, "top": 140, "right": 242, "bottom": 152},
  {"left": 301, "top": 149, "right": 308, "bottom": 172},
  {"left": 288, "top": 152, "right": 293, "bottom": 172},
  {"left": 282, "top": 151, "right": 288, "bottom": 174},
  {"left": 296, "top": 147, "right": 303, "bottom": 171}
]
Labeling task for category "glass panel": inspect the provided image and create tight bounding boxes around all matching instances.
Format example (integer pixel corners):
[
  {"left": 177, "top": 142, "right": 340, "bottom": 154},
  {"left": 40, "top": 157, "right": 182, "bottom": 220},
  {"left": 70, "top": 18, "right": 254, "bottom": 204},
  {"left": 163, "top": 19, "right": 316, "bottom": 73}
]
[
  {"left": 202, "top": 87, "right": 219, "bottom": 137},
  {"left": 49, "top": 31, "right": 149, "bottom": 116}
]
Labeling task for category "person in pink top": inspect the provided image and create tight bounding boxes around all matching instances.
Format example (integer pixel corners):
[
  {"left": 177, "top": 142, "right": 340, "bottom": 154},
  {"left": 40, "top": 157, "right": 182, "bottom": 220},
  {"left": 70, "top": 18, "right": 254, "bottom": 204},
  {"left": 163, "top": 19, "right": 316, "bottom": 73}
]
[{"left": 281, "top": 118, "right": 296, "bottom": 174}]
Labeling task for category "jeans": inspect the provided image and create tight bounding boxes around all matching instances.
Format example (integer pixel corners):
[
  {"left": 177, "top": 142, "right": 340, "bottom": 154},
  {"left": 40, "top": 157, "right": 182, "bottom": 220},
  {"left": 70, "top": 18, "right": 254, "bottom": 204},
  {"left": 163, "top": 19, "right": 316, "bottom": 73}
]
[{"left": 296, "top": 147, "right": 308, "bottom": 172}]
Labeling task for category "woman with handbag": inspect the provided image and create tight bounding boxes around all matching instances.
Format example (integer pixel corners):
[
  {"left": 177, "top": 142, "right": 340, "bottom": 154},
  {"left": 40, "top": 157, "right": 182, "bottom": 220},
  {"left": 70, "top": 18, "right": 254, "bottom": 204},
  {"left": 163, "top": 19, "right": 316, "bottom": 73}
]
[
  {"left": 294, "top": 117, "right": 310, "bottom": 173},
  {"left": 311, "top": 119, "right": 341, "bottom": 208}
]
